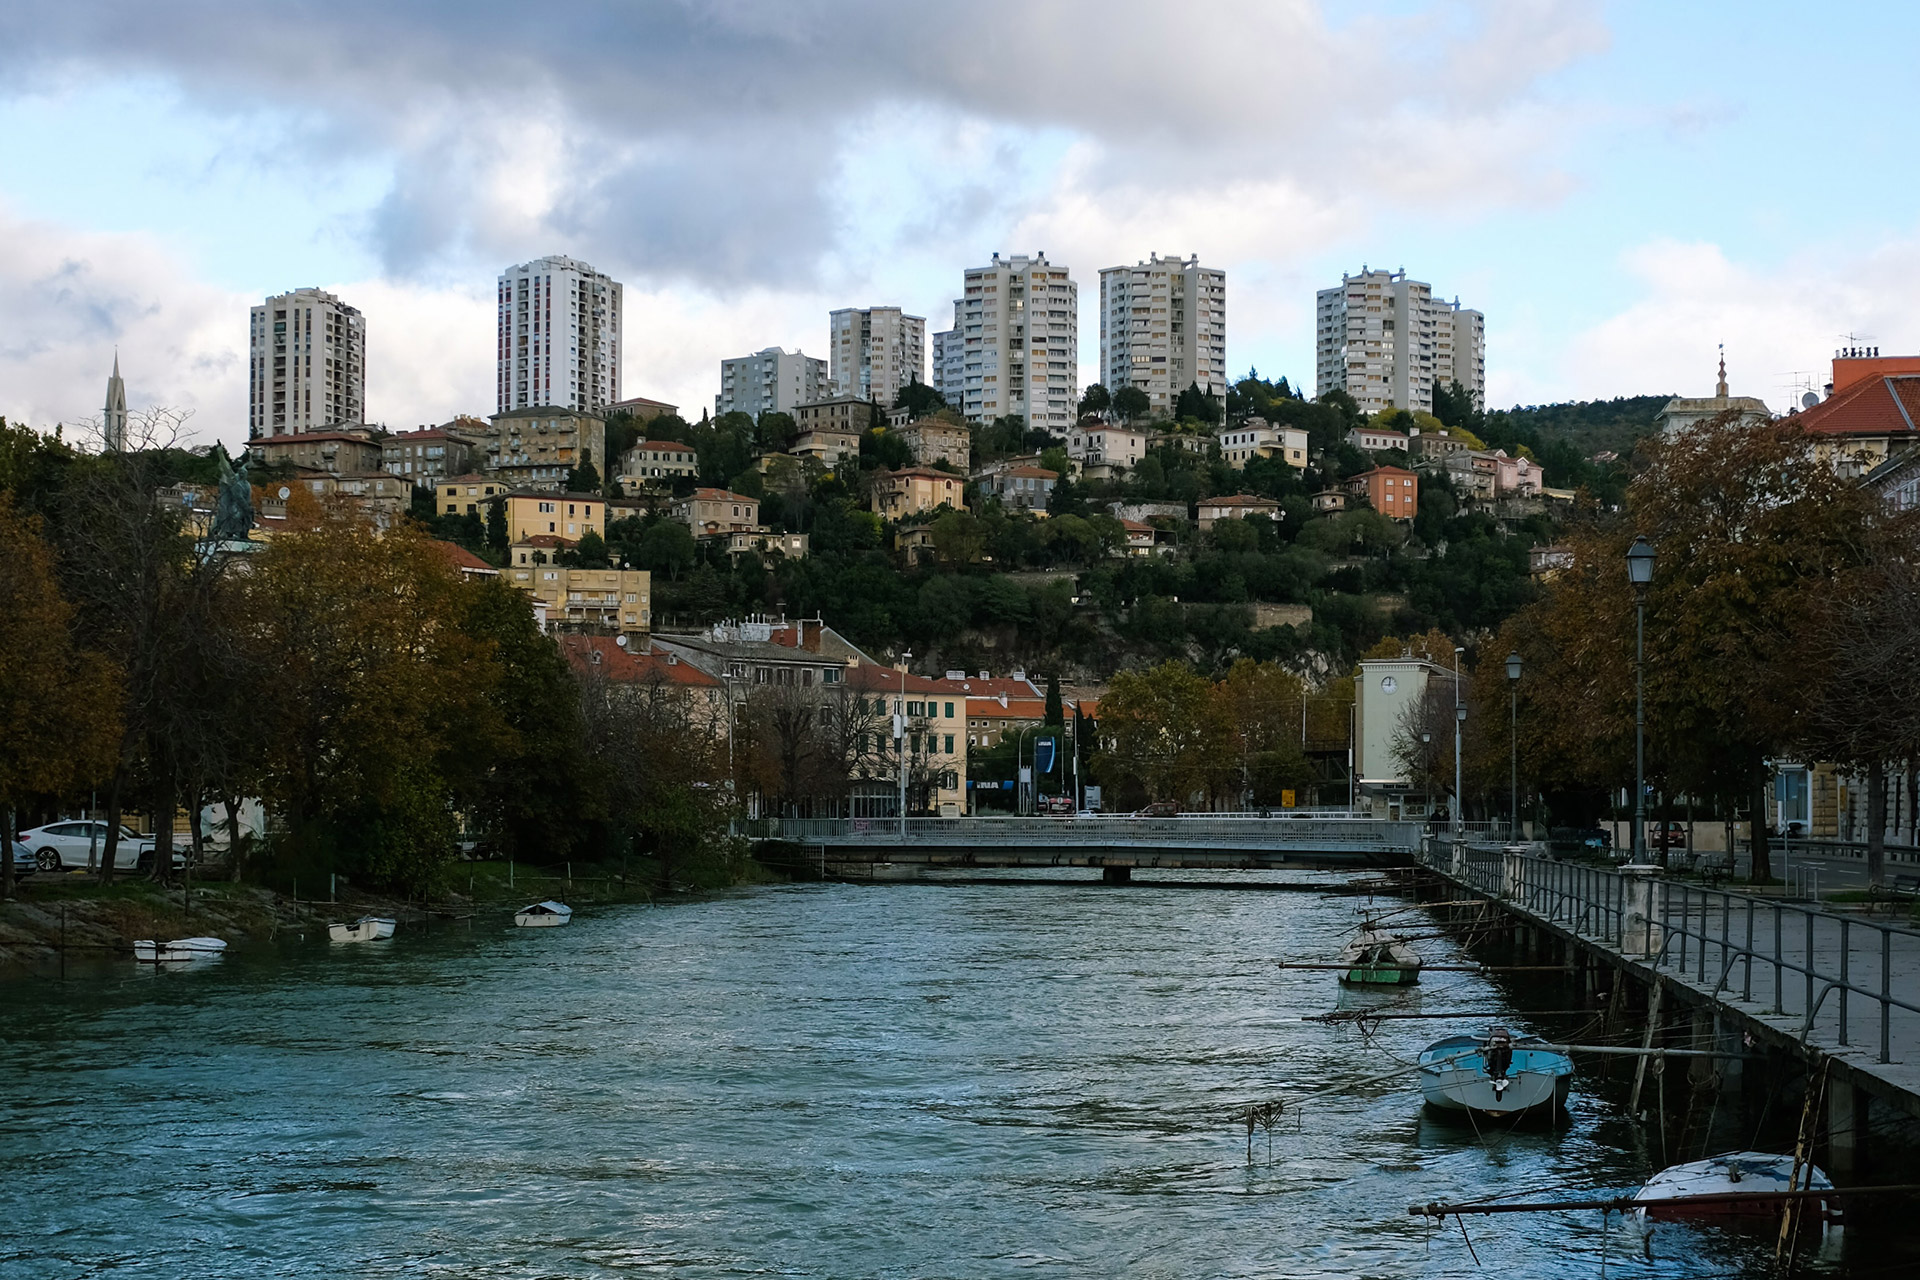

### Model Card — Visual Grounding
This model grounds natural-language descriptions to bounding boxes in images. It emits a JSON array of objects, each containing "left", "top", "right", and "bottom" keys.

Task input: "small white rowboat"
[
  {"left": 328, "top": 916, "right": 397, "bottom": 943},
  {"left": 514, "top": 901, "right": 573, "bottom": 928},
  {"left": 1633, "top": 1151, "right": 1838, "bottom": 1224},
  {"left": 132, "top": 937, "right": 228, "bottom": 963}
]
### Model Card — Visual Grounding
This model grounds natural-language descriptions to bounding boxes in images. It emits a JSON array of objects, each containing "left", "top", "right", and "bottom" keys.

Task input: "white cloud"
[
  {"left": 1543, "top": 236, "right": 1920, "bottom": 411},
  {"left": 0, "top": 205, "right": 247, "bottom": 441}
]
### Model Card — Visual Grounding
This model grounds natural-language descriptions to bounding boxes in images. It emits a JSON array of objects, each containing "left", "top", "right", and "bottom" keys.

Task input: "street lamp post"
[
  {"left": 1506, "top": 652, "right": 1522, "bottom": 838},
  {"left": 1015, "top": 723, "right": 1041, "bottom": 815},
  {"left": 1626, "top": 537, "right": 1657, "bottom": 864},
  {"left": 1452, "top": 647, "right": 1465, "bottom": 842},
  {"left": 898, "top": 649, "right": 912, "bottom": 837},
  {"left": 1420, "top": 731, "right": 1432, "bottom": 820}
]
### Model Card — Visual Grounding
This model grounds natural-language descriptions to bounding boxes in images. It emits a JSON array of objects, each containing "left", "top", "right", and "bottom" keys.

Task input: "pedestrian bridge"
[{"left": 748, "top": 814, "right": 1424, "bottom": 876}]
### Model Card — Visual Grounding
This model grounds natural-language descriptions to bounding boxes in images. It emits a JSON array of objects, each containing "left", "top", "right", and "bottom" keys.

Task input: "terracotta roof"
[
  {"left": 882, "top": 467, "right": 965, "bottom": 482},
  {"left": 631, "top": 439, "right": 696, "bottom": 453},
  {"left": 252, "top": 430, "right": 379, "bottom": 446},
  {"left": 684, "top": 488, "right": 756, "bottom": 503},
  {"left": 513, "top": 534, "right": 575, "bottom": 549},
  {"left": 427, "top": 541, "right": 497, "bottom": 574},
  {"left": 440, "top": 473, "right": 500, "bottom": 485},
  {"left": 504, "top": 489, "right": 605, "bottom": 501},
  {"left": 844, "top": 665, "right": 956, "bottom": 695},
  {"left": 1794, "top": 375, "right": 1920, "bottom": 438},
  {"left": 926, "top": 674, "right": 1042, "bottom": 700},
  {"left": 1351, "top": 465, "right": 1417, "bottom": 479},
  {"left": 559, "top": 636, "right": 721, "bottom": 688},
  {"left": 609, "top": 395, "right": 679, "bottom": 410},
  {"left": 1200, "top": 494, "right": 1279, "bottom": 507},
  {"left": 1120, "top": 518, "right": 1154, "bottom": 533},
  {"left": 387, "top": 427, "right": 471, "bottom": 441},
  {"left": 998, "top": 466, "right": 1059, "bottom": 480}
]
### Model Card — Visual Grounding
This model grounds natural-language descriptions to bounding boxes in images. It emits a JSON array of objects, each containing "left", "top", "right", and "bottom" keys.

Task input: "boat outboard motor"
[{"left": 1483, "top": 1027, "right": 1515, "bottom": 1094}]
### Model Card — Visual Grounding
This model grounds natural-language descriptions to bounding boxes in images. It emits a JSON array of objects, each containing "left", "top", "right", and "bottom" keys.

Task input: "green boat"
[{"left": 1338, "top": 931, "right": 1423, "bottom": 985}]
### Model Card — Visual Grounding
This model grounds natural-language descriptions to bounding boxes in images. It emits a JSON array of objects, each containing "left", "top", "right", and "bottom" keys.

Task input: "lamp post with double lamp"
[
  {"left": 1625, "top": 537, "right": 1657, "bottom": 864},
  {"left": 1506, "top": 652, "right": 1522, "bottom": 838}
]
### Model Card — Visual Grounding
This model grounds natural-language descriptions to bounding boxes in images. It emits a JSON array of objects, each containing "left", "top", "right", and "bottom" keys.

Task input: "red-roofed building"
[
  {"left": 1196, "top": 494, "right": 1281, "bottom": 530},
  {"left": 619, "top": 439, "right": 699, "bottom": 494},
  {"left": 977, "top": 464, "right": 1057, "bottom": 511},
  {"left": 843, "top": 663, "right": 968, "bottom": 813},
  {"left": 383, "top": 424, "right": 480, "bottom": 481},
  {"left": 1793, "top": 356, "right": 1920, "bottom": 477},
  {"left": 559, "top": 635, "right": 725, "bottom": 732},
  {"left": 1347, "top": 465, "right": 1419, "bottom": 521},
  {"left": 871, "top": 467, "right": 966, "bottom": 519},
  {"left": 673, "top": 488, "right": 760, "bottom": 536},
  {"left": 429, "top": 540, "right": 499, "bottom": 579}
]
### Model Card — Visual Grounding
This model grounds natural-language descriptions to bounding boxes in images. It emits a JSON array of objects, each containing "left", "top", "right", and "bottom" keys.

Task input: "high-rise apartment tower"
[
  {"left": 498, "top": 256, "right": 622, "bottom": 415},
  {"left": 954, "top": 253, "right": 1078, "bottom": 426},
  {"left": 249, "top": 288, "right": 365, "bottom": 438},
  {"left": 716, "top": 347, "right": 829, "bottom": 418},
  {"left": 1098, "top": 254, "right": 1226, "bottom": 418},
  {"left": 829, "top": 306, "right": 925, "bottom": 406},
  {"left": 1314, "top": 268, "right": 1483, "bottom": 414},
  {"left": 930, "top": 304, "right": 965, "bottom": 409}
]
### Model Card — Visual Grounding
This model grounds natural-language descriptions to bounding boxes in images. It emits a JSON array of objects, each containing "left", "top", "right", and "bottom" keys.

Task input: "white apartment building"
[
  {"left": 1098, "top": 254, "right": 1227, "bottom": 418},
  {"left": 931, "top": 307, "right": 965, "bottom": 408},
  {"left": 1218, "top": 419, "right": 1309, "bottom": 469},
  {"left": 497, "top": 256, "right": 622, "bottom": 415},
  {"left": 955, "top": 252, "right": 1079, "bottom": 427},
  {"left": 829, "top": 306, "right": 925, "bottom": 406},
  {"left": 1314, "top": 268, "right": 1484, "bottom": 415},
  {"left": 249, "top": 288, "right": 365, "bottom": 437},
  {"left": 1065, "top": 423, "right": 1148, "bottom": 475},
  {"left": 716, "top": 347, "right": 828, "bottom": 418}
]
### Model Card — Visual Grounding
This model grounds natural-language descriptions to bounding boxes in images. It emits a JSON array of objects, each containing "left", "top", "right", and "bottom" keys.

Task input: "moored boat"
[
  {"left": 132, "top": 937, "right": 228, "bottom": 964},
  {"left": 1338, "top": 930, "right": 1422, "bottom": 985},
  {"left": 514, "top": 900, "right": 573, "bottom": 928},
  {"left": 1418, "top": 1026, "right": 1571, "bottom": 1118},
  {"left": 1632, "top": 1151, "right": 1837, "bottom": 1224},
  {"left": 328, "top": 916, "right": 396, "bottom": 943}
]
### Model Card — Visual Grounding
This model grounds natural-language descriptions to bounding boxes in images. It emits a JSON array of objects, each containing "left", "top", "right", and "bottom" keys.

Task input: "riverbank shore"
[{"left": 0, "top": 858, "right": 690, "bottom": 974}]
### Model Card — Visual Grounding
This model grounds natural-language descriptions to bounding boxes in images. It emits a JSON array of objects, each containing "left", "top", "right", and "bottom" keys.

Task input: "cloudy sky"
[{"left": 1, "top": 0, "right": 1913, "bottom": 452}]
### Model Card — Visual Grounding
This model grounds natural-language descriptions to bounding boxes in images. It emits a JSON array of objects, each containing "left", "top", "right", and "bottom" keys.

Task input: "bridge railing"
[
  {"left": 754, "top": 814, "right": 1423, "bottom": 851},
  {"left": 1421, "top": 839, "right": 1920, "bottom": 1064}
]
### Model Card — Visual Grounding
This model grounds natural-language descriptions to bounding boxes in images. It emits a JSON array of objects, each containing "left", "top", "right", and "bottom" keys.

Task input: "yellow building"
[
  {"left": 505, "top": 491, "right": 605, "bottom": 543},
  {"left": 438, "top": 474, "right": 508, "bottom": 517},
  {"left": 506, "top": 560, "right": 651, "bottom": 636},
  {"left": 871, "top": 467, "right": 965, "bottom": 519}
]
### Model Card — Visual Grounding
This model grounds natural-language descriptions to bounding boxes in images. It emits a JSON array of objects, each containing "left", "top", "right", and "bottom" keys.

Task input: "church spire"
[
  {"left": 103, "top": 351, "right": 128, "bottom": 453},
  {"left": 1715, "top": 344, "right": 1729, "bottom": 398}
]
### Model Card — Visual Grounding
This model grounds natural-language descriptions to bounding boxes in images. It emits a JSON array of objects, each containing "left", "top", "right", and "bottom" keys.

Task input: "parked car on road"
[
  {"left": 18, "top": 821, "right": 157, "bottom": 872},
  {"left": 1650, "top": 821, "right": 1689, "bottom": 852},
  {"left": 6, "top": 840, "right": 35, "bottom": 878}
]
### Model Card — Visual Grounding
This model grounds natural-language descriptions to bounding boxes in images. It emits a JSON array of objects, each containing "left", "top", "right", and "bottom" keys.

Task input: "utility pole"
[{"left": 1452, "top": 647, "right": 1465, "bottom": 843}]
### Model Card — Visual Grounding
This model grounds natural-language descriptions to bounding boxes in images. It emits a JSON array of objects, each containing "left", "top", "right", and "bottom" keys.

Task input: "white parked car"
[{"left": 19, "top": 821, "right": 158, "bottom": 872}]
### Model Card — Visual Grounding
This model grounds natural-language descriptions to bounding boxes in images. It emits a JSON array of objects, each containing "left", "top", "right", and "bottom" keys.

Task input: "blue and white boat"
[{"left": 1418, "top": 1026, "right": 1572, "bottom": 1118}]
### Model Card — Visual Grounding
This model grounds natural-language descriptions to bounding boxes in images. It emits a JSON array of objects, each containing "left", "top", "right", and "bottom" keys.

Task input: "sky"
[{"left": 1, "top": 0, "right": 1916, "bottom": 455}]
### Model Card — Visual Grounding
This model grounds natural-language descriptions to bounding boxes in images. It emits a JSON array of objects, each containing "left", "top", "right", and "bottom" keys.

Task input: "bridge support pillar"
[
  {"left": 1101, "top": 865, "right": 1133, "bottom": 885},
  {"left": 1827, "top": 1078, "right": 1867, "bottom": 1174}
]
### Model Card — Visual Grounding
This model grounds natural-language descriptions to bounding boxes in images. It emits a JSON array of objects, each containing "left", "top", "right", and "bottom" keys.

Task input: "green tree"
[
  {"left": 0, "top": 497, "right": 121, "bottom": 897},
  {"left": 894, "top": 380, "right": 947, "bottom": 418},
  {"left": 1113, "top": 385, "right": 1151, "bottom": 423},
  {"left": 1044, "top": 673, "right": 1064, "bottom": 726},
  {"left": 637, "top": 520, "right": 697, "bottom": 579},
  {"left": 1176, "top": 382, "right": 1221, "bottom": 424},
  {"left": 1092, "top": 661, "right": 1232, "bottom": 806},
  {"left": 486, "top": 497, "right": 508, "bottom": 553},
  {"left": 1078, "top": 384, "right": 1111, "bottom": 418},
  {"left": 570, "top": 528, "right": 610, "bottom": 568},
  {"left": 566, "top": 458, "right": 601, "bottom": 493}
]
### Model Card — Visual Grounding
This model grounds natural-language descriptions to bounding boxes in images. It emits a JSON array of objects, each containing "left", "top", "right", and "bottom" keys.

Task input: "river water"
[{"left": 0, "top": 874, "right": 1897, "bottom": 1277}]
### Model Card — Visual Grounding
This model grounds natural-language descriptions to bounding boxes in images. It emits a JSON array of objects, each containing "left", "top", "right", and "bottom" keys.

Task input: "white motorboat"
[
  {"left": 514, "top": 900, "right": 573, "bottom": 928},
  {"left": 1337, "top": 930, "right": 1423, "bottom": 985},
  {"left": 1418, "top": 1026, "right": 1572, "bottom": 1118},
  {"left": 132, "top": 937, "right": 228, "bottom": 963},
  {"left": 1632, "top": 1151, "right": 1837, "bottom": 1225},
  {"left": 328, "top": 916, "right": 396, "bottom": 943}
]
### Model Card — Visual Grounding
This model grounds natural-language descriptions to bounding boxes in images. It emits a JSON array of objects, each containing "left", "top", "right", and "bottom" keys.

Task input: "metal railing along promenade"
[
  {"left": 1426, "top": 841, "right": 1920, "bottom": 1066},
  {"left": 750, "top": 813, "right": 1424, "bottom": 855}
]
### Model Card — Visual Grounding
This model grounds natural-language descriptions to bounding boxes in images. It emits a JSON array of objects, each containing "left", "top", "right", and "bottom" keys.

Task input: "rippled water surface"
[{"left": 0, "top": 875, "right": 1892, "bottom": 1277}]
